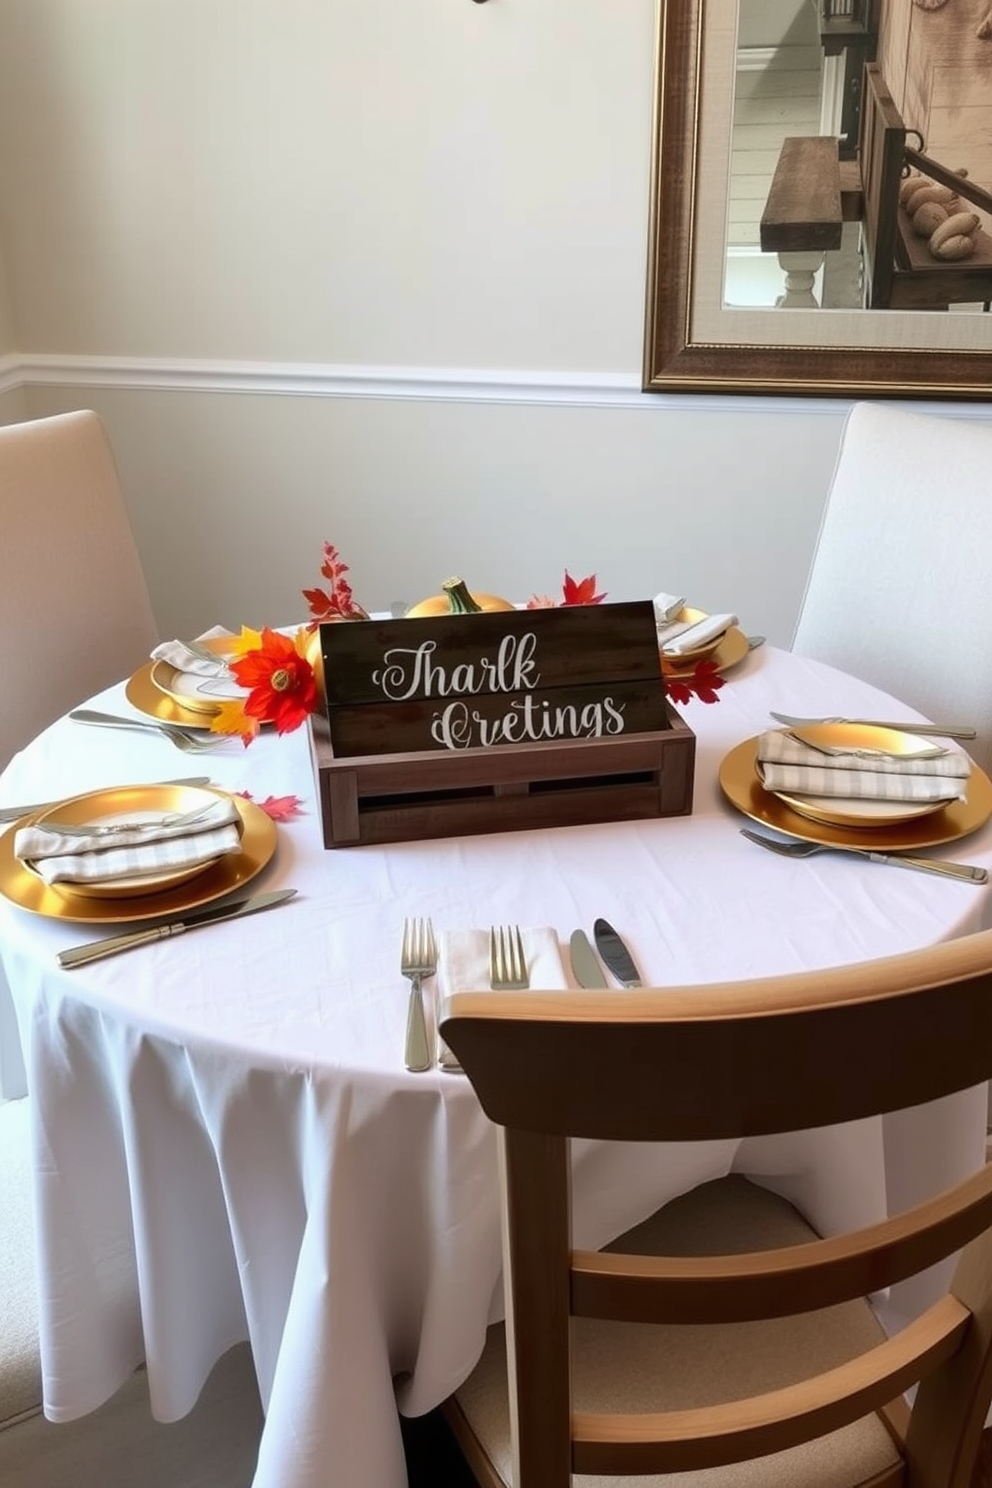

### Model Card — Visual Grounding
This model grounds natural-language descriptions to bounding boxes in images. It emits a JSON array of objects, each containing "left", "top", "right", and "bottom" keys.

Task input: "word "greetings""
[
  {"left": 372, "top": 634, "right": 539, "bottom": 701},
  {"left": 431, "top": 695, "right": 626, "bottom": 750}
]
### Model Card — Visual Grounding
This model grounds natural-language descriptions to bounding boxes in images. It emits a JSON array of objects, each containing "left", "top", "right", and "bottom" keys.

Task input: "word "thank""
[{"left": 371, "top": 635, "right": 539, "bottom": 702}]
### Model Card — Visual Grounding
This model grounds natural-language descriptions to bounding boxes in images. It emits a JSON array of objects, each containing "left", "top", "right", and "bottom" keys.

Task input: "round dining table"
[{"left": 2, "top": 638, "right": 991, "bottom": 1488}]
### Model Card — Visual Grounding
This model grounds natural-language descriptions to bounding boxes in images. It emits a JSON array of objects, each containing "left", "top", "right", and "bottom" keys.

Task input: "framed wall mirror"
[{"left": 643, "top": 0, "right": 992, "bottom": 399}]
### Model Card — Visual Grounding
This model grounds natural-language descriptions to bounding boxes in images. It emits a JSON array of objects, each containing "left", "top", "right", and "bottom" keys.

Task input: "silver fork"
[
  {"left": 35, "top": 803, "right": 220, "bottom": 838},
  {"left": 69, "top": 710, "right": 220, "bottom": 754},
  {"left": 739, "top": 827, "right": 988, "bottom": 883},
  {"left": 401, "top": 917, "right": 436, "bottom": 1072},
  {"left": 489, "top": 925, "right": 529, "bottom": 990}
]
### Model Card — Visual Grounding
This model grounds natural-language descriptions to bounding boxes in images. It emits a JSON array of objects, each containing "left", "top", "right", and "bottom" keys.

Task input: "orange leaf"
[{"left": 209, "top": 699, "right": 260, "bottom": 745}]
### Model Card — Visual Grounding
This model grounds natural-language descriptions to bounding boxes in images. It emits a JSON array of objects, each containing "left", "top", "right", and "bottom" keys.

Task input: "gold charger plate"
[
  {"left": 23, "top": 784, "right": 240, "bottom": 900},
  {"left": 719, "top": 736, "right": 992, "bottom": 852},
  {"left": 126, "top": 662, "right": 221, "bottom": 729},
  {"left": 661, "top": 608, "right": 749, "bottom": 679},
  {"left": 0, "top": 786, "right": 276, "bottom": 924}
]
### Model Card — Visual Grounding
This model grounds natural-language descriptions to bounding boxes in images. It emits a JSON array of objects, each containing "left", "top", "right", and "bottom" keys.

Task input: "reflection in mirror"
[
  {"left": 726, "top": 0, "right": 875, "bottom": 310},
  {"left": 726, "top": 0, "right": 992, "bottom": 314}
]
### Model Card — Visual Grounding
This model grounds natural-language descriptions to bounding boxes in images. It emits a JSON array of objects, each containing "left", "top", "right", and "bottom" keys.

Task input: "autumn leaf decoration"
[
  {"left": 525, "top": 570, "right": 607, "bottom": 610},
  {"left": 303, "top": 542, "right": 368, "bottom": 626},
  {"left": 665, "top": 659, "right": 725, "bottom": 707},
  {"left": 209, "top": 626, "right": 317, "bottom": 745}
]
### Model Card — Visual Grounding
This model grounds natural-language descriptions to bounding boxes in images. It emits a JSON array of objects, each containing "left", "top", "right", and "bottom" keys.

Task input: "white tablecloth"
[{"left": 2, "top": 644, "right": 991, "bottom": 1488}]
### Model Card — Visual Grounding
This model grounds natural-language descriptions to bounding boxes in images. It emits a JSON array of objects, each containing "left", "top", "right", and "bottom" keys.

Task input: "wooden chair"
[
  {"left": 439, "top": 929, "right": 992, "bottom": 1488},
  {"left": 792, "top": 401, "right": 992, "bottom": 777}
]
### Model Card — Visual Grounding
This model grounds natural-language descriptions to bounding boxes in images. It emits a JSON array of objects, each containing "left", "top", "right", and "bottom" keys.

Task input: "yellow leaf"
[
  {"left": 228, "top": 625, "right": 264, "bottom": 657},
  {"left": 209, "top": 699, "right": 259, "bottom": 743}
]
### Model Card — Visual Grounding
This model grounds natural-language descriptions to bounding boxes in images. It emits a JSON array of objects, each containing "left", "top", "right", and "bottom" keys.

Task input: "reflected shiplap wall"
[{"left": 0, "top": 0, "right": 985, "bottom": 643}]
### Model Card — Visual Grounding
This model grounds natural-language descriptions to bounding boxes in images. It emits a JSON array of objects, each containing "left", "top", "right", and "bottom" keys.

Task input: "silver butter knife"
[
  {"left": 569, "top": 929, "right": 609, "bottom": 989},
  {"left": 593, "top": 918, "right": 643, "bottom": 988},
  {"left": 58, "top": 889, "right": 297, "bottom": 969},
  {"left": 770, "top": 711, "right": 977, "bottom": 741},
  {"left": 0, "top": 777, "right": 212, "bottom": 824}
]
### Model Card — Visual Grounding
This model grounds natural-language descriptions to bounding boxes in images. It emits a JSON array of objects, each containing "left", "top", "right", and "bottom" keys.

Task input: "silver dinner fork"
[
  {"left": 69, "top": 710, "right": 220, "bottom": 754},
  {"left": 401, "top": 917, "right": 436, "bottom": 1072},
  {"left": 739, "top": 827, "right": 988, "bottom": 883},
  {"left": 35, "top": 803, "right": 219, "bottom": 838},
  {"left": 489, "top": 925, "right": 529, "bottom": 990}
]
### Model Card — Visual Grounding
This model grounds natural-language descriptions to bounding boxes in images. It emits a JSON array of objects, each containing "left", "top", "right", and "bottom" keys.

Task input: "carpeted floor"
[{"left": 401, "top": 1408, "right": 478, "bottom": 1488}]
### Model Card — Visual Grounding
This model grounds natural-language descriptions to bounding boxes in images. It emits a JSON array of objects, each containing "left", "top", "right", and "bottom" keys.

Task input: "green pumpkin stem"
[{"left": 442, "top": 577, "right": 483, "bottom": 614}]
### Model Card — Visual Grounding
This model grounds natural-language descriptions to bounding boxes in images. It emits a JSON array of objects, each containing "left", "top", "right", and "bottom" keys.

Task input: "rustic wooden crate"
[{"left": 307, "top": 704, "right": 695, "bottom": 848}]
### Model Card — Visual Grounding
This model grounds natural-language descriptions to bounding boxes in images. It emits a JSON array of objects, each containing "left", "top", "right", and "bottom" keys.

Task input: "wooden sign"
[{"left": 318, "top": 601, "right": 669, "bottom": 758}]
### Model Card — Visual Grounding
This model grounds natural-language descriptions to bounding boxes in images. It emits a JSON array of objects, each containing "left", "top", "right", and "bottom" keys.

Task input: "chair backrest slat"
[{"left": 571, "top": 1164, "right": 992, "bottom": 1322}]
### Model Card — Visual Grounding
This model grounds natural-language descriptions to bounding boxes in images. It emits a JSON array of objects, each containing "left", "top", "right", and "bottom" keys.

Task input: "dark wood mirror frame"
[{"left": 642, "top": 0, "right": 992, "bottom": 401}]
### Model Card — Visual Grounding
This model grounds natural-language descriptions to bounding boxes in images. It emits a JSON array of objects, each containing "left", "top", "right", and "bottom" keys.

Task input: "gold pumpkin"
[
  {"left": 405, "top": 576, "right": 515, "bottom": 618},
  {"left": 304, "top": 610, "right": 368, "bottom": 707}
]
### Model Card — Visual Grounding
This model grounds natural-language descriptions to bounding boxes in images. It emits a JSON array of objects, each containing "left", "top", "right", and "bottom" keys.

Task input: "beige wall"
[
  {"left": 0, "top": 213, "right": 13, "bottom": 354},
  {"left": 0, "top": 0, "right": 651, "bottom": 368},
  {"left": 0, "top": 1, "right": 985, "bottom": 647}
]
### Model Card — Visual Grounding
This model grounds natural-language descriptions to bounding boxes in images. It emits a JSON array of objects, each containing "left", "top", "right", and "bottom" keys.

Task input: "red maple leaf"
[
  {"left": 236, "top": 791, "right": 305, "bottom": 821},
  {"left": 561, "top": 571, "right": 606, "bottom": 606},
  {"left": 666, "top": 659, "right": 726, "bottom": 706}
]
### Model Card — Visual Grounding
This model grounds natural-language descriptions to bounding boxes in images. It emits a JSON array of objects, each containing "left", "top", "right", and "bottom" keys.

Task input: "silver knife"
[
  {"left": 0, "top": 777, "right": 212, "bottom": 825},
  {"left": 569, "top": 929, "right": 609, "bottom": 989},
  {"left": 770, "top": 711, "right": 977, "bottom": 741},
  {"left": 58, "top": 889, "right": 297, "bottom": 969},
  {"left": 593, "top": 918, "right": 643, "bottom": 988}
]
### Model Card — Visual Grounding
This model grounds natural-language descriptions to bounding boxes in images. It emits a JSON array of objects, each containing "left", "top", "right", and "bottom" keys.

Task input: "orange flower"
[{"left": 229, "top": 628, "right": 318, "bottom": 735}]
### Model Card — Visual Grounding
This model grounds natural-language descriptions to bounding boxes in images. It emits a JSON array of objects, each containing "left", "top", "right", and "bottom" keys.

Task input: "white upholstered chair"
[
  {"left": 0, "top": 409, "right": 159, "bottom": 1098},
  {"left": 0, "top": 417, "right": 263, "bottom": 1482},
  {"left": 792, "top": 402, "right": 992, "bottom": 774},
  {"left": 0, "top": 409, "right": 159, "bottom": 770}
]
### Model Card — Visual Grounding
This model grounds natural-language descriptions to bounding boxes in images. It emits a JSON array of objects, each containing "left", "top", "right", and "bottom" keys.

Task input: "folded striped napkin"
[
  {"left": 756, "top": 731, "right": 970, "bottom": 803},
  {"left": 151, "top": 639, "right": 232, "bottom": 679},
  {"left": 15, "top": 799, "right": 243, "bottom": 884},
  {"left": 435, "top": 926, "right": 566, "bottom": 1071}
]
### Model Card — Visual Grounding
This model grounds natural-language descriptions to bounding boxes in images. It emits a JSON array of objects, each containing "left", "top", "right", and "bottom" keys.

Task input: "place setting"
[
  {"left": 719, "top": 714, "right": 992, "bottom": 880},
  {"left": 124, "top": 633, "right": 250, "bottom": 729},
  {"left": 0, "top": 781, "right": 280, "bottom": 925},
  {"left": 653, "top": 590, "right": 753, "bottom": 680},
  {"left": 401, "top": 915, "right": 645, "bottom": 1074}
]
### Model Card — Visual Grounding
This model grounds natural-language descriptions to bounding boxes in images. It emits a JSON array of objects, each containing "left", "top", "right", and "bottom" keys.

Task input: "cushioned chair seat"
[
  {"left": 0, "top": 1097, "right": 264, "bottom": 1488},
  {"left": 452, "top": 1177, "right": 898, "bottom": 1488}
]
